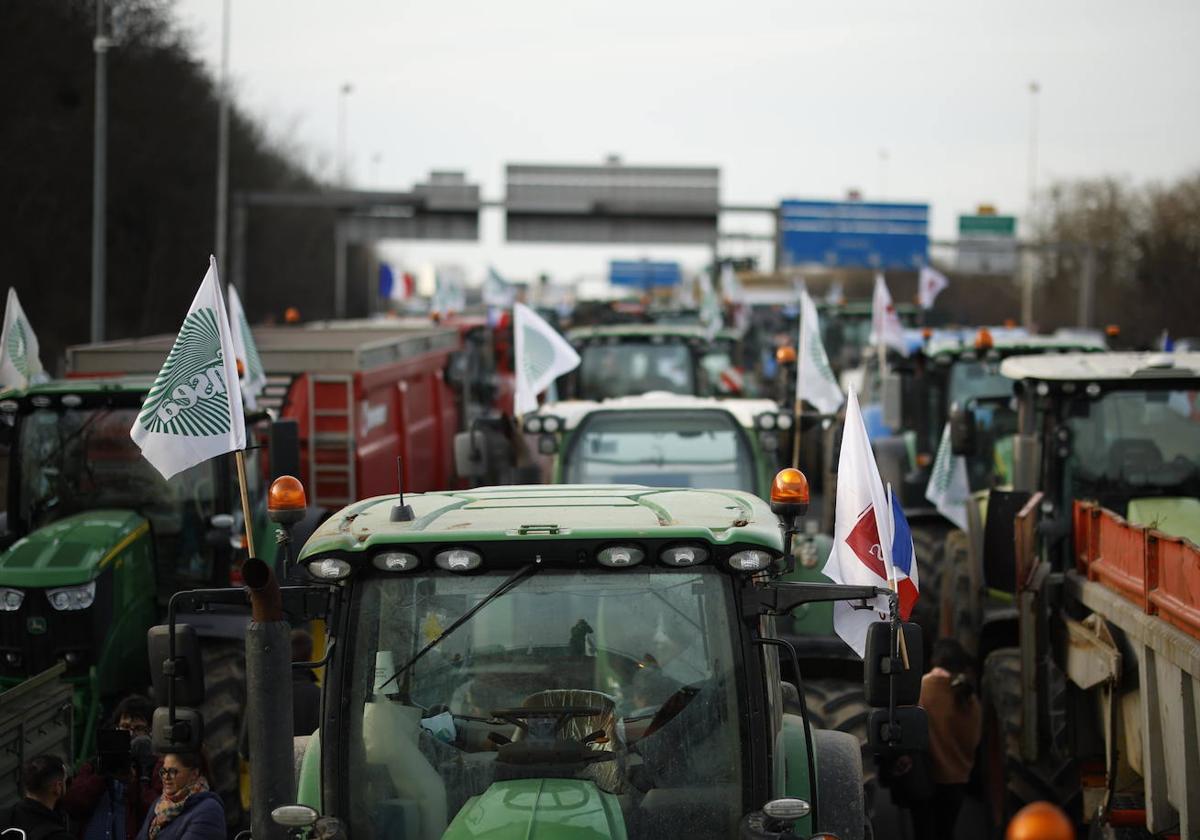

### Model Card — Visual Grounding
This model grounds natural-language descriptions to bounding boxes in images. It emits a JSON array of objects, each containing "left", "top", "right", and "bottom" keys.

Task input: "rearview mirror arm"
[{"left": 743, "top": 581, "right": 892, "bottom": 618}]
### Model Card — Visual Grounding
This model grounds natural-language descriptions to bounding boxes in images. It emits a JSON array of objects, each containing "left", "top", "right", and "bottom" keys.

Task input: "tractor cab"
[
  {"left": 270, "top": 481, "right": 925, "bottom": 840},
  {"left": 517, "top": 394, "right": 790, "bottom": 497},
  {"left": 561, "top": 325, "right": 727, "bottom": 400}
]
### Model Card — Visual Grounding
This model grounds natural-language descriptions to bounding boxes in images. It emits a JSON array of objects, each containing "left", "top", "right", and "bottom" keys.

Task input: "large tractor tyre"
[
  {"left": 980, "top": 648, "right": 1023, "bottom": 833},
  {"left": 813, "top": 729, "right": 866, "bottom": 840},
  {"left": 910, "top": 522, "right": 950, "bottom": 666},
  {"left": 803, "top": 680, "right": 877, "bottom": 822},
  {"left": 200, "top": 640, "right": 247, "bottom": 830},
  {"left": 938, "top": 529, "right": 979, "bottom": 655}
]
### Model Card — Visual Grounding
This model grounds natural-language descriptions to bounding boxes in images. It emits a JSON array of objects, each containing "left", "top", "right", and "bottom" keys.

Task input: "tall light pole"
[
  {"left": 214, "top": 0, "right": 232, "bottom": 285},
  {"left": 337, "top": 83, "right": 353, "bottom": 186},
  {"left": 90, "top": 0, "right": 111, "bottom": 342},
  {"left": 1021, "top": 80, "right": 1041, "bottom": 329}
]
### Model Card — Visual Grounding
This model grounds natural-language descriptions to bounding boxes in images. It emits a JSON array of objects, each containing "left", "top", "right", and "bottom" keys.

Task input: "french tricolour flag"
[{"left": 822, "top": 389, "right": 921, "bottom": 656}]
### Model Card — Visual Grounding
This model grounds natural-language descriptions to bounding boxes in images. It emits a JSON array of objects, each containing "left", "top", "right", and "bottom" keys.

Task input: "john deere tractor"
[{"left": 0, "top": 377, "right": 314, "bottom": 825}]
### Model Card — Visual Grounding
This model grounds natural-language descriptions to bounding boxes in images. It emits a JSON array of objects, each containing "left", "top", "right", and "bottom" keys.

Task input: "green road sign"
[{"left": 959, "top": 214, "right": 1016, "bottom": 237}]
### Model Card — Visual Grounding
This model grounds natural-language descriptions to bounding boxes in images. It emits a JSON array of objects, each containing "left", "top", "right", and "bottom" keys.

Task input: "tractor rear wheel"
[
  {"left": 980, "top": 648, "right": 1023, "bottom": 832},
  {"left": 938, "top": 529, "right": 979, "bottom": 655},
  {"left": 200, "top": 639, "right": 247, "bottom": 831}
]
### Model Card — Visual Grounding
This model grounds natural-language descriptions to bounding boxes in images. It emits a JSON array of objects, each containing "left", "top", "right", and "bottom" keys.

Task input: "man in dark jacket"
[{"left": 6, "top": 754, "right": 74, "bottom": 840}]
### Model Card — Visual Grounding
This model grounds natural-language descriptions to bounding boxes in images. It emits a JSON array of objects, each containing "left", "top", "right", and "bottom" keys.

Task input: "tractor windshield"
[
  {"left": 1062, "top": 388, "right": 1200, "bottom": 518},
  {"left": 345, "top": 568, "right": 747, "bottom": 840},
  {"left": 948, "top": 359, "right": 1012, "bottom": 407},
  {"left": 14, "top": 407, "right": 221, "bottom": 577},
  {"left": 562, "top": 410, "right": 757, "bottom": 492},
  {"left": 577, "top": 342, "right": 697, "bottom": 398}
]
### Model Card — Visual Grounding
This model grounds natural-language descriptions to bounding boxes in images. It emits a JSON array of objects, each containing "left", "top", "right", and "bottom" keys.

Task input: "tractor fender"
[{"left": 813, "top": 728, "right": 865, "bottom": 840}]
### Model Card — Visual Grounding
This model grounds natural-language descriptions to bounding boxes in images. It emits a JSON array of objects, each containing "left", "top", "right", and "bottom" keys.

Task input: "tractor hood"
[
  {"left": 442, "top": 779, "right": 626, "bottom": 840},
  {"left": 0, "top": 510, "right": 149, "bottom": 587}
]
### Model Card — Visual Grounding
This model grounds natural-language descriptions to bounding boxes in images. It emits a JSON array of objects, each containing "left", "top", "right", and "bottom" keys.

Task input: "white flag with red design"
[
  {"left": 918, "top": 266, "right": 950, "bottom": 310},
  {"left": 822, "top": 388, "right": 920, "bottom": 656},
  {"left": 870, "top": 273, "right": 908, "bottom": 356}
]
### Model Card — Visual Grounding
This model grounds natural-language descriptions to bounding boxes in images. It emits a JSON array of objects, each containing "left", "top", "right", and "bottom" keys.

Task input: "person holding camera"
[
  {"left": 62, "top": 695, "right": 161, "bottom": 840},
  {"left": 134, "top": 752, "right": 223, "bottom": 840},
  {"left": 6, "top": 754, "right": 74, "bottom": 840}
]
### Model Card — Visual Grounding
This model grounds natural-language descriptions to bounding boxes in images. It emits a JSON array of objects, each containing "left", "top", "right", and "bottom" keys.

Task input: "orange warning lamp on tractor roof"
[
  {"left": 1005, "top": 802, "right": 1074, "bottom": 840},
  {"left": 1106, "top": 324, "right": 1121, "bottom": 338},
  {"left": 975, "top": 327, "right": 995, "bottom": 351},
  {"left": 776, "top": 346, "right": 797, "bottom": 365},
  {"left": 770, "top": 468, "right": 810, "bottom": 519},
  {"left": 268, "top": 476, "right": 307, "bottom": 525}
]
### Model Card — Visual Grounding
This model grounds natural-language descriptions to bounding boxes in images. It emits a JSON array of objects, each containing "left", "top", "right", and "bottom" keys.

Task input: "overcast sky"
[{"left": 173, "top": 0, "right": 1200, "bottom": 286}]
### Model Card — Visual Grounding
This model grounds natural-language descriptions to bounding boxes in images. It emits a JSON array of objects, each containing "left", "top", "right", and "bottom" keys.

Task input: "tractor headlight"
[
  {"left": 523, "top": 416, "right": 544, "bottom": 434},
  {"left": 435, "top": 548, "right": 483, "bottom": 572},
  {"left": 756, "top": 413, "right": 777, "bottom": 431},
  {"left": 727, "top": 549, "right": 774, "bottom": 572},
  {"left": 660, "top": 545, "right": 708, "bottom": 567},
  {"left": 776, "top": 413, "right": 793, "bottom": 430},
  {"left": 45, "top": 581, "right": 96, "bottom": 611},
  {"left": 373, "top": 551, "right": 420, "bottom": 572},
  {"left": 0, "top": 588, "right": 24, "bottom": 611},
  {"left": 540, "top": 415, "right": 563, "bottom": 434},
  {"left": 307, "top": 558, "right": 353, "bottom": 580},
  {"left": 597, "top": 546, "right": 644, "bottom": 568}
]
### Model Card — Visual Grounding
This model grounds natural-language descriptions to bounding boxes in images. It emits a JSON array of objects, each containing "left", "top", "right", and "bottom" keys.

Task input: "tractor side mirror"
[
  {"left": 949, "top": 404, "right": 977, "bottom": 456},
  {"left": 867, "top": 706, "right": 929, "bottom": 753},
  {"left": 881, "top": 371, "right": 903, "bottom": 432},
  {"left": 862, "top": 621, "right": 923, "bottom": 707},
  {"left": 151, "top": 706, "right": 204, "bottom": 754},
  {"left": 454, "top": 430, "right": 490, "bottom": 481},
  {"left": 147, "top": 624, "right": 205, "bottom": 707}
]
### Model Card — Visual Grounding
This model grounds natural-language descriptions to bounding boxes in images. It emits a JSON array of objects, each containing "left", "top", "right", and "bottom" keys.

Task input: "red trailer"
[{"left": 67, "top": 323, "right": 472, "bottom": 509}]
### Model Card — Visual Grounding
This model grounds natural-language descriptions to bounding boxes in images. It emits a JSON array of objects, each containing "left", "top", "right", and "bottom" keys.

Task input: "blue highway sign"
[{"left": 780, "top": 200, "right": 929, "bottom": 269}]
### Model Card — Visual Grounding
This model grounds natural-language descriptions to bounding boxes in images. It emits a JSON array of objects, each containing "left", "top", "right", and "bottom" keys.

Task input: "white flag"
[
  {"left": 483, "top": 267, "right": 517, "bottom": 308},
  {"left": 825, "top": 280, "right": 845, "bottom": 305},
  {"left": 227, "top": 284, "right": 266, "bottom": 411},
  {"left": 0, "top": 289, "right": 44, "bottom": 392},
  {"left": 925, "top": 423, "right": 972, "bottom": 531},
  {"left": 698, "top": 272, "right": 723, "bottom": 340},
  {"left": 918, "top": 266, "right": 950, "bottom": 310},
  {"left": 822, "top": 389, "right": 919, "bottom": 656},
  {"left": 870, "top": 273, "right": 908, "bottom": 356},
  {"left": 514, "top": 302, "right": 580, "bottom": 415},
  {"left": 796, "top": 289, "right": 844, "bottom": 415},
  {"left": 718, "top": 263, "right": 741, "bottom": 302},
  {"left": 131, "top": 257, "right": 246, "bottom": 480}
]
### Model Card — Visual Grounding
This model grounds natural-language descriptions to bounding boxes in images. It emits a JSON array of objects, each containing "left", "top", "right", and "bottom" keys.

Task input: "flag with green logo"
[
  {"left": 925, "top": 423, "right": 971, "bottom": 530},
  {"left": 227, "top": 284, "right": 266, "bottom": 410},
  {"left": 796, "top": 288, "right": 844, "bottom": 415},
  {"left": 514, "top": 302, "right": 580, "bottom": 415},
  {"left": 0, "top": 288, "right": 44, "bottom": 392},
  {"left": 130, "top": 257, "right": 246, "bottom": 479}
]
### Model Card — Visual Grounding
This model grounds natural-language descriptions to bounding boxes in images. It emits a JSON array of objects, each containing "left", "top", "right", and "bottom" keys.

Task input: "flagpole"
[
  {"left": 883, "top": 483, "right": 910, "bottom": 670},
  {"left": 791, "top": 398, "right": 803, "bottom": 469},
  {"left": 235, "top": 449, "right": 257, "bottom": 560}
]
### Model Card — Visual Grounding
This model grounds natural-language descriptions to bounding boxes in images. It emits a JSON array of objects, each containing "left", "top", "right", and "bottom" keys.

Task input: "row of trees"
[{"left": 1, "top": 0, "right": 365, "bottom": 374}]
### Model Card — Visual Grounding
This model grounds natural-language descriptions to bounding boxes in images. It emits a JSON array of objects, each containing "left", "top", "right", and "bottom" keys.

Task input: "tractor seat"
[{"left": 1107, "top": 439, "right": 1163, "bottom": 481}]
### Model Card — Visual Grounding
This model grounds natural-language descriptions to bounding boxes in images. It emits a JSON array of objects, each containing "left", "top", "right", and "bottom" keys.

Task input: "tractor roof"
[
  {"left": 298, "top": 485, "right": 782, "bottom": 558},
  {"left": 536, "top": 394, "right": 781, "bottom": 431},
  {"left": 817, "top": 300, "right": 918, "bottom": 317},
  {"left": 566, "top": 324, "right": 710, "bottom": 343},
  {"left": 926, "top": 331, "right": 1106, "bottom": 359},
  {"left": 1001, "top": 352, "right": 1200, "bottom": 382},
  {"left": 0, "top": 376, "right": 153, "bottom": 400}
]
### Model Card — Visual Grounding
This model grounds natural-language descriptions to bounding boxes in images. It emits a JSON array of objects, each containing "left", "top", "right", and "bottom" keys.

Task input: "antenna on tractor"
[{"left": 390, "top": 456, "right": 415, "bottom": 522}]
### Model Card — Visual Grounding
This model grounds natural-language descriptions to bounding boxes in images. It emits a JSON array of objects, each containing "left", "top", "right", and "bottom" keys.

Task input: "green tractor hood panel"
[
  {"left": 0, "top": 510, "right": 149, "bottom": 586},
  {"left": 442, "top": 779, "right": 627, "bottom": 840}
]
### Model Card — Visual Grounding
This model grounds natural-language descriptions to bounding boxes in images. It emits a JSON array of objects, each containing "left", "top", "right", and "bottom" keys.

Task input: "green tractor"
[
  {"left": 155, "top": 477, "right": 925, "bottom": 840},
  {"left": 562, "top": 324, "right": 751, "bottom": 400},
  {"left": 0, "top": 376, "right": 312, "bottom": 823}
]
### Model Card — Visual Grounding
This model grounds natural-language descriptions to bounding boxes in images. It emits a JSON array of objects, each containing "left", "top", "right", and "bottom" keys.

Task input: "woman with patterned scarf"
[{"left": 134, "top": 753, "right": 224, "bottom": 840}]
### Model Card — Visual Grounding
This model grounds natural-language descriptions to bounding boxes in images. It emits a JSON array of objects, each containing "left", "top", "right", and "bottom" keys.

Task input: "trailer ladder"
[{"left": 307, "top": 373, "right": 357, "bottom": 510}]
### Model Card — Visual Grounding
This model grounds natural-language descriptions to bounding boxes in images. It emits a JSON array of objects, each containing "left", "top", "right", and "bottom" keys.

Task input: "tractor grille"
[{"left": 0, "top": 576, "right": 111, "bottom": 679}]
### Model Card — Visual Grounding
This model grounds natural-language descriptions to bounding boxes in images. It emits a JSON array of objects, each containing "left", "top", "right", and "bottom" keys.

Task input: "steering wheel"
[{"left": 490, "top": 705, "right": 604, "bottom": 739}]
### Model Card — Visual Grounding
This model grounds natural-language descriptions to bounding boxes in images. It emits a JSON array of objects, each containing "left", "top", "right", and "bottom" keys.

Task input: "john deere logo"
[
  {"left": 7, "top": 319, "right": 30, "bottom": 377},
  {"left": 138, "top": 308, "right": 230, "bottom": 437},
  {"left": 26, "top": 616, "right": 46, "bottom": 635}
]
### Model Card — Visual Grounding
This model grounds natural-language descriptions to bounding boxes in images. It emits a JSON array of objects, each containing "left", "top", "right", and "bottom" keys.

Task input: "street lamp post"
[
  {"left": 214, "top": 0, "right": 232, "bottom": 285},
  {"left": 1021, "top": 80, "right": 1041, "bottom": 329},
  {"left": 90, "top": 0, "right": 111, "bottom": 342},
  {"left": 337, "top": 83, "right": 353, "bottom": 186}
]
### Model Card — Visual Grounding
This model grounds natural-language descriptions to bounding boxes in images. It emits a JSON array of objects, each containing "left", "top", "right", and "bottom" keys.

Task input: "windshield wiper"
[{"left": 378, "top": 563, "right": 539, "bottom": 694}]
